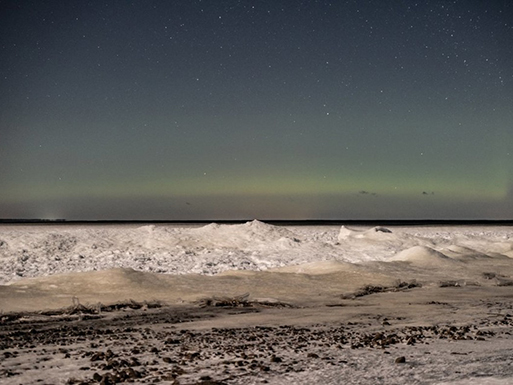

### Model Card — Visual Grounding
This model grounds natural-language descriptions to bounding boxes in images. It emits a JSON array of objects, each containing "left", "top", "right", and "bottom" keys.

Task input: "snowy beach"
[
  {"left": 1, "top": 221, "right": 513, "bottom": 384},
  {"left": 2, "top": 220, "right": 512, "bottom": 286}
]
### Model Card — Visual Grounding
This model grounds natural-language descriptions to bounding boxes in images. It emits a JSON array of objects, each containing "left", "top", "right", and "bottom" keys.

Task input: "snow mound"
[
  {"left": 389, "top": 246, "right": 455, "bottom": 267},
  {"left": 10, "top": 268, "right": 171, "bottom": 295},
  {"left": 359, "top": 226, "right": 395, "bottom": 239},
  {"left": 269, "top": 260, "right": 356, "bottom": 275},
  {"left": 338, "top": 226, "right": 396, "bottom": 242},
  {"left": 504, "top": 250, "right": 513, "bottom": 258},
  {"left": 190, "top": 220, "right": 299, "bottom": 248},
  {"left": 337, "top": 226, "right": 355, "bottom": 240},
  {"left": 442, "top": 245, "right": 492, "bottom": 260},
  {"left": 488, "top": 242, "right": 513, "bottom": 254}
]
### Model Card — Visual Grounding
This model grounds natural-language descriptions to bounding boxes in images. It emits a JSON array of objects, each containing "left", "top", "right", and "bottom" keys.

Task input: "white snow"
[
  {"left": 1, "top": 221, "right": 513, "bottom": 385},
  {"left": 1, "top": 221, "right": 511, "bottom": 285}
]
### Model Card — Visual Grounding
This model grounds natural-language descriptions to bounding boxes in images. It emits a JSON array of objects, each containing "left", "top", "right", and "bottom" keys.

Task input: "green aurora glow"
[{"left": 1, "top": 1, "right": 512, "bottom": 220}]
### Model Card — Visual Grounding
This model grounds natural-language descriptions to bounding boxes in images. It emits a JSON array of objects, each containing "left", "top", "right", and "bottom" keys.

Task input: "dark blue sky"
[{"left": 1, "top": 0, "right": 512, "bottom": 220}]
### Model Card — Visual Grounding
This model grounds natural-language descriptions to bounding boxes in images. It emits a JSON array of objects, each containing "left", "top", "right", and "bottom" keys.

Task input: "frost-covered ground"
[
  {"left": 1, "top": 221, "right": 513, "bottom": 385},
  {"left": 1, "top": 220, "right": 512, "bottom": 284}
]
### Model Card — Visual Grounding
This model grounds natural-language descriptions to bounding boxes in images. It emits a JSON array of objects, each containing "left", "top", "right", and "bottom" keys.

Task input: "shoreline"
[
  {"left": 1, "top": 222, "right": 513, "bottom": 384},
  {"left": 2, "top": 285, "right": 513, "bottom": 384}
]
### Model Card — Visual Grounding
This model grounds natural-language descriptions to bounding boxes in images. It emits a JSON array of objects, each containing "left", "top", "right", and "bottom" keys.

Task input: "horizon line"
[{"left": 1, "top": 218, "right": 512, "bottom": 226}]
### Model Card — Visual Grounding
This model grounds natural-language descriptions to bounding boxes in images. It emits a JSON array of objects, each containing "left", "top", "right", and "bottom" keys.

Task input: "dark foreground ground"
[{"left": 2, "top": 286, "right": 513, "bottom": 385}]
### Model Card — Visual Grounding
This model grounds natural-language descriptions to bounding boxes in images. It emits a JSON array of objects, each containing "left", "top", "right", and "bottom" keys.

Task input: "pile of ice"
[{"left": 0, "top": 220, "right": 511, "bottom": 285}]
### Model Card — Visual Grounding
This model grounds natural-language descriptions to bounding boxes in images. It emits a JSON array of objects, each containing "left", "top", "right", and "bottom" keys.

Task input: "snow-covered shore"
[
  {"left": 1, "top": 220, "right": 511, "bottom": 285},
  {"left": 1, "top": 221, "right": 513, "bottom": 385}
]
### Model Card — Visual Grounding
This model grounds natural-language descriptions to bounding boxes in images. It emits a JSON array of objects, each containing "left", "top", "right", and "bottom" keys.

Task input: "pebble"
[{"left": 0, "top": 306, "right": 507, "bottom": 384}]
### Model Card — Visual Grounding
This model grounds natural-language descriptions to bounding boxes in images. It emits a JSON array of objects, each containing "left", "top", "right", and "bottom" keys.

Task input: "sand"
[{"left": 1, "top": 221, "right": 513, "bottom": 384}]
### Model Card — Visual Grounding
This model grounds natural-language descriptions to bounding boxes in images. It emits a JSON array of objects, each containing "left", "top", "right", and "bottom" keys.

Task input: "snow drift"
[{"left": 0, "top": 221, "right": 511, "bottom": 286}]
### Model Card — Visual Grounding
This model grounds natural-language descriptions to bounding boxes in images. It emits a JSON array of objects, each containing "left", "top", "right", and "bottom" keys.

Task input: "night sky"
[{"left": 1, "top": 1, "right": 512, "bottom": 220}]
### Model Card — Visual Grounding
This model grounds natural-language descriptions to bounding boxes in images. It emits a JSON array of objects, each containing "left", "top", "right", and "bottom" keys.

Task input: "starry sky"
[{"left": 1, "top": 0, "right": 512, "bottom": 220}]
